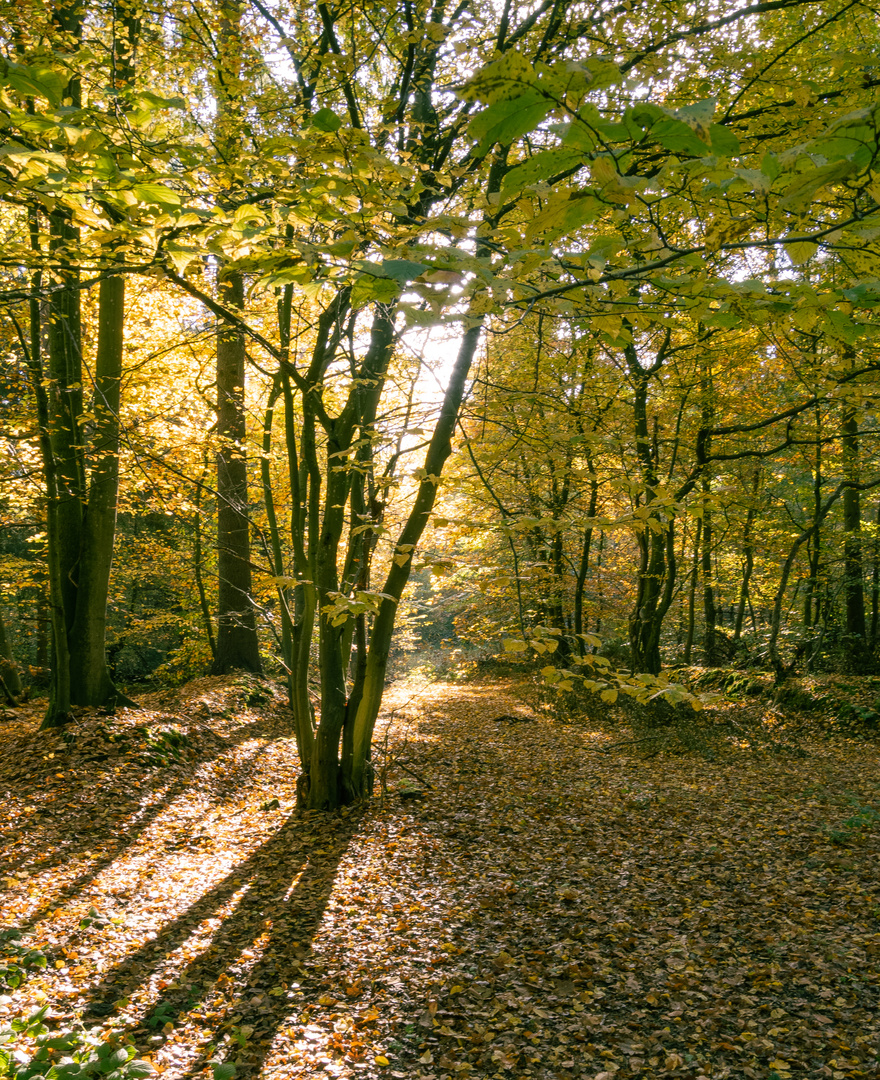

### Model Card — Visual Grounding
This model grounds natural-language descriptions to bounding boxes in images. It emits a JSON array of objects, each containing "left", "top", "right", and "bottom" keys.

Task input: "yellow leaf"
[
  {"left": 502, "top": 638, "right": 527, "bottom": 653},
  {"left": 374, "top": 1055, "right": 390, "bottom": 1066},
  {"left": 785, "top": 239, "right": 818, "bottom": 264}
]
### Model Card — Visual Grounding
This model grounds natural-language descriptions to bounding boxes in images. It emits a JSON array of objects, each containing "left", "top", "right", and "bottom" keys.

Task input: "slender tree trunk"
[
  {"left": 871, "top": 501, "right": 880, "bottom": 649},
  {"left": 595, "top": 531, "right": 605, "bottom": 635},
  {"left": 702, "top": 480, "right": 717, "bottom": 665},
  {"left": 68, "top": 275, "right": 130, "bottom": 705},
  {"left": 210, "top": 2, "right": 262, "bottom": 675},
  {"left": 803, "top": 417, "right": 823, "bottom": 666},
  {"left": 699, "top": 360, "right": 716, "bottom": 665},
  {"left": 626, "top": 363, "right": 678, "bottom": 675},
  {"left": 627, "top": 364, "right": 666, "bottom": 674},
  {"left": 684, "top": 517, "right": 702, "bottom": 664},
  {"left": 0, "top": 606, "right": 22, "bottom": 704},
  {"left": 734, "top": 469, "right": 759, "bottom": 643},
  {"left": 32, "top": 1, "right": 139, "bottom": 725},
  {"left": 212, "top": 270, "right": 262, "bottom": 674},
  {"left": 193, "top": 466, "right": 217, "bottom": 659},
  {"left": 842, "top": 403, "right": 869, "bottom": 669},
  {"left": 573, "top": 468, "right": 599, "bottom": 651}
]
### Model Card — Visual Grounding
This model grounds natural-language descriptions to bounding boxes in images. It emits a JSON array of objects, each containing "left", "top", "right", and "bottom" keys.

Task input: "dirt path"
[{"left": 1, "top": 676, "right": 878, "bottom": 1079}]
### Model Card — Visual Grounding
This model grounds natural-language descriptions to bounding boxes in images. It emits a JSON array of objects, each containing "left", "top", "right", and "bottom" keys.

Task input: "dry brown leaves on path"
[{"left": 0, "top": 674, "right": 878, "bottom": 1080}]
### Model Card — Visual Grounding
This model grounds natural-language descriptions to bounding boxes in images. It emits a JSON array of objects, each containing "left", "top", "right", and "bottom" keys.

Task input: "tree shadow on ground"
[
  {"left": 1, "top": 715, "right": 288, "bottom": 932},
  {"left": 81, "top": 809, "right": 359, "bottom": 1078}
]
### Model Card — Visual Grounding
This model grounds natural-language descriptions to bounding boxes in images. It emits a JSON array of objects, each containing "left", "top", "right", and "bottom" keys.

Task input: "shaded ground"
[{"left": 0, "top": 674, "right": 878, "bottom": 1079}]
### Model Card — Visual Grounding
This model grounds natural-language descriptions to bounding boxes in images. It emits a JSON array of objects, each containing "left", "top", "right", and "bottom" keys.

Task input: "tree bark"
[
  {"left": 68, "top": 275, "right": 129, "bottom": 705},
  {"left": 733, "top": 473, "right": 758, "bottom": 644},
  {"left": 701, "top": 478, "right": 717, "bottom": 666},
  {"left": 684, "top": 517, "right": 701, "bottom": 664},
  {"left": 0, "top": 606, "right": 22, "bottom": 704},
  {"left": 212, "top": 270, "right": 262, "bottom": 674},
  {"left": 842, "top": 402, "right": 869, "bottom": 669}
]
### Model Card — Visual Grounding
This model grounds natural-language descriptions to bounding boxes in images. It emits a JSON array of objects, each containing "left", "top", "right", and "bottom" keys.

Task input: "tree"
[
  {"left": 1, "top": 0, "right": 878, "bottom": 771},
  {"left": 210, "top": 1, "right": 262, "bottom": 675}
]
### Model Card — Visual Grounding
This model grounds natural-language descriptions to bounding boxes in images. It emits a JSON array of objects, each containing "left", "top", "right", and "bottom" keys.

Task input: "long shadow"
[
  {"left": 82, "top": 809, "right": 359, "bottom": 1078},
  {"left": 2, "top": 716, "right": 290, "bottom": 932}
]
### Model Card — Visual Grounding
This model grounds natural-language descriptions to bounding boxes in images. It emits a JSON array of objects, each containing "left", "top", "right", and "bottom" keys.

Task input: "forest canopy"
[{"left": 1, "top": 0, "right": 879, "bottom": 806}]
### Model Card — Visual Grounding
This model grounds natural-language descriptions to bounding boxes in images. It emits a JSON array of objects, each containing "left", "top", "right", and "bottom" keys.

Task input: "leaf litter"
[{"left": 0, "top": 674, "right": 878, "bottom": 1079}]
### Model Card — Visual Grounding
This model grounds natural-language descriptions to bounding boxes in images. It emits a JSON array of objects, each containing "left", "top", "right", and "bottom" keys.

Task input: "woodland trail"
[{"left": 0, "top": 674, "right": 878, "bottom": 1080}]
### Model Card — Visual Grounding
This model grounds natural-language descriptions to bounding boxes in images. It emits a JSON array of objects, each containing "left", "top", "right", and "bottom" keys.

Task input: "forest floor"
[{"left": 0, "top": 673, "right": 878, "bottom": 1080}]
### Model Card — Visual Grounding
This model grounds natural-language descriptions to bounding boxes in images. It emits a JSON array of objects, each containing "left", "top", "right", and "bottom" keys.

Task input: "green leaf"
[
  {"left": 5, "top": 63, "right": 65, "bottom": 106},
  {"left": 785, "top": 239, "right": 818, "bottom": 264},
  {"left": 709, "top": 124, "right": 740, "bottom": 156},
  {"left": 676, "top": 98, "right": 716, "bottom": 127},
  {"left": 500, "top": 149, "right": 584, "bottom": 196},
  {"left": 352, "top": 274, "right": 401, "bottom": 306},
  {"left": 135, "top": 91, "right": 185, "bottom": 111},
  {"left": 468, "top": 91, "right": 552, "bottom": 154},
  {"left": 311, "top": 108, "right": 342, "bottom": 132},
  {"left": 629, "top": 103, "right": 666, "bottom": 129},
  {"left": 651, "top": 117, "right": 709, "bottom": 156},
  {"left": 460, "top": 51, "right": 538, "bottom": 103},
  {"left": 761, "top": 153, "right": 780, "bottom": 180},
  {"left": 212, "top": 1063, "right": 237, "bottom": 1079},
  {"left": 779, "top": 159, "right": 857, "bottom": 211},
  {"left": 733, "top": 168, "right": 770, "bottom": 194},
  {"left": 132, "top": 183, "right": 181, "bottom": 210},
  {"left": 379, "top": 259, "right": 427, "bottom": 282},
  {"left": 525, "top": 190, "right": 599, "bottom": 241}
]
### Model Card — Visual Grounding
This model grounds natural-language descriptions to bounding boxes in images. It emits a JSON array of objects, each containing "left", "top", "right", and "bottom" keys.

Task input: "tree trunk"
[
  {"left": 733, "top": 469, "right": 759, "bottom": 643},
  {"left": 67, "top": 275, "right": 130, "bottom": 706},
  {"left": 193, "top": 465, "right": 217, "bottom": 660},
  {"left": 573, "top": 467, "right": 599, "bottom": 651},
  {"left": 684, "top": 517, "right": 701, "bottom": 664},
  {"left": 871, "top": 501, "right": 880, "bottom": 650},
  {"left": 842, "top": 403, "right": 869, "bottom": 669},
  {"left": 625, "top": 356, "right": 676, "bottom": 675},
  {"left": 212, "top": 270, "right": 262, "bottom": 674},
  {"left": 210, "top": 2, "right": 262, "bottom": 676},
  {"left": 803, "top": 416, "right": 823, "bottom": 666},
  {"left": 701, "top": 480, "right": 717, "bottom": 665},
  {"left": 29, "top": 1, "right": 140, "bottom": 726},
  {"left": 0, "top": 606, "right": 23, "bottom": 705}
]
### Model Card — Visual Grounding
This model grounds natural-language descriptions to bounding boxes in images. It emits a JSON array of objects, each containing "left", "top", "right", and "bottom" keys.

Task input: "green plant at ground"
[
  {"left": 835, "top": 702, "right": 880, "bottom": 734},
  {"left": 141, "top": 727, "right": 189, "bottom": 766},
  {"left": 0, "top": 1008, "right": 152, "bottom": 1079},
  {"left": 0, "top": 931, "right": 46, "bottom": 991},
  {"left": 145, "top": 1002, "right": 174, "bottom": 1030},
  {"left": 825, "top": 799, "right": 880, "bottom": 845}
]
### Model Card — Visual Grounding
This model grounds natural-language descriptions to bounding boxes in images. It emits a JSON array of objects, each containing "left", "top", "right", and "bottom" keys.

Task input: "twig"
[
  {"left": 589, "top": 734, "right": 669, "bottom": 753},
  {"left": 395, "top": 761, "right": 435, "bottom": 789}
]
